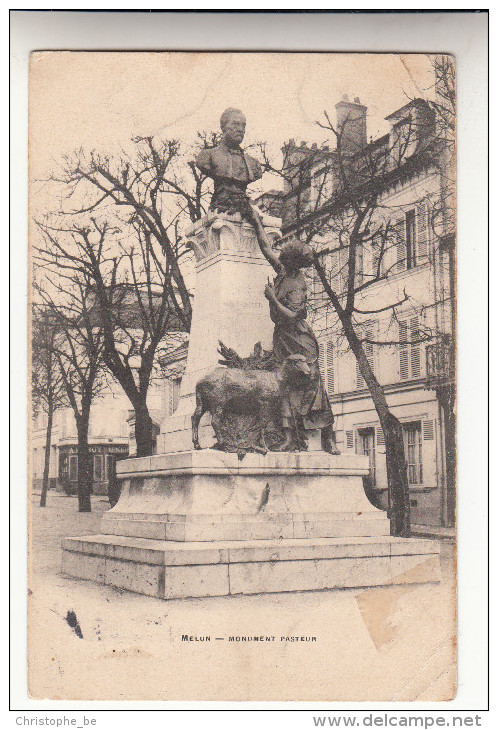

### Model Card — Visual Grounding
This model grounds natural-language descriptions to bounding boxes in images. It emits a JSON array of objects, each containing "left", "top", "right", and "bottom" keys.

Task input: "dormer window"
[
  {"left": 386, "top": 99, "right": 434, "bottom": 168},
  {"left": 311, "top": 166, "right": 334, "bottom": 208},
  {"left": 390, "top": 115, "right": 418, "bottom": 165}
]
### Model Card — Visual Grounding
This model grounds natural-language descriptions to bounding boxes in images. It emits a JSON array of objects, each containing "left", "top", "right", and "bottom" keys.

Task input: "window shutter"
[
  {"left": 356, "top": 324, "right": 375, "bottom": 389},
  {"left": 395, "top": 218, "right": 406, "bottom": 272},
  {"left": 346, "top": 430, "right": 354, "bottom": 450},
  {"left": 355, "top": 357, "right": 362, "bottom": 389},
  {"left": 318, "top": 340, "right": 326, "bottom": 381},
  {"left": 422, "top": 420, "right": 434, "bottom": 440},
  {"left": 319, "top": 339, "right": 335, "bottom": 395},
  {"left": 376, "top": 427, "right": 385, "bottom": 447},
  {"left": 399, "top": 319, "right": 409, "bottom": 380},
  {"left": 336, "top": 249, "right": 346, "bottom": 292},
  {"left": 416, "top": 202, "right": 429, "bottom": 261},
  {"left": 326, "top": 340, "right": 335, "bottom": 395},
  {"left": 365, "top": 324, "right": 375, "bottom": 370},
  {"left": 410, "top": 316, "right": 421, "bottom": 378}
]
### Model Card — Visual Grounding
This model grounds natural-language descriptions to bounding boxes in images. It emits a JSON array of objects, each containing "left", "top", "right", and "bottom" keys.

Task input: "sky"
[{"left": 29, "top": 51, "right": 435, "bottom": 209}]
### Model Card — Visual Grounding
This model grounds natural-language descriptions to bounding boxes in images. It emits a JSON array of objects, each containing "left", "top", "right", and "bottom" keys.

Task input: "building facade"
[
  {"left": 279, "top": 93, "right": 455, "bottom": 529},
  {"left": 31, "top": 334, "right": 190, "bottom": 493},
  {"left": 32, "top": 385, "right": 130, "bottom": 496}
]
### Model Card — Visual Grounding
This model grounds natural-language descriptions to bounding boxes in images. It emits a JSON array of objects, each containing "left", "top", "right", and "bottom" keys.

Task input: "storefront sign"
[{"left": 60, "top": 444, "right": 129, "bottom": 455}]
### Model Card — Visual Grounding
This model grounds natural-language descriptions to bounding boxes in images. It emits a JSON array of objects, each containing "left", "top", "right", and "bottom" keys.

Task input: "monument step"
[{"left": 62, "top": 534, "right": 440, "bottom": 600}]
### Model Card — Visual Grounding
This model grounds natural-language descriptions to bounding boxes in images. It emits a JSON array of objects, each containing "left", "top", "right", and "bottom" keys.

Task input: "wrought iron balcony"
[{"left": 425, "top": 341, "right": 454, "bottom": 389}]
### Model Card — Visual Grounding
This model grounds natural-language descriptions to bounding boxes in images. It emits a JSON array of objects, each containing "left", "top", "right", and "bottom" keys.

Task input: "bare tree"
[
  {"left": 34, "top": 133, "right": 216, "bottom": 456},
  {"left": 47, "top": 134, "right": 217, "bottom": 330},
  {"left": 35, "top": 212, "right": 190, "bottom": 458},
  {"left": 34, "top": 276, "right": 107, "bottom": 512},
  {"left": 260, "top": 99, "right": 446, "bottom": 536},
  {"left": 31, "top": 306, "right": 66, "bottom": 507}
]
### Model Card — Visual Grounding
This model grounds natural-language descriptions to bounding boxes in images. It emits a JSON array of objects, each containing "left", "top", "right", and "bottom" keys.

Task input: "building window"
[
  {"left": 68, "top": 455, "right": 78, "bottom": 481},
  {"left": 93, "top": 454, "right": 104, "bottom": 481},
  {"left": 357, "top": 427, "right": 376, "bottom": 487},
  {"left": 395, "top": 210, "right": 417, "bottom": 272},
  {"left": 399, "top": 315, "right": 422, "bottom": 380},
  {"left": 311, "top": 167, "right": 334, "bottom": 208},
  {"left": 403, "top": 421, "right": 423, "bottom": 485},
  {"left": 370, "top": 234, "right": 385, "bottom": 279}
]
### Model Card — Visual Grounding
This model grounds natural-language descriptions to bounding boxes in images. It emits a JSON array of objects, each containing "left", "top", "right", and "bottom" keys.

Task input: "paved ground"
[{"left": 28, "top": 492, "right": 457, "bottom": 702}]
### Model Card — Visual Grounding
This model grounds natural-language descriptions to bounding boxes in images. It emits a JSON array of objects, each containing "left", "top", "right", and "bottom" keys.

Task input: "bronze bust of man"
[{"left": 195, "top": 108, "right": 262, "bottom": 216}]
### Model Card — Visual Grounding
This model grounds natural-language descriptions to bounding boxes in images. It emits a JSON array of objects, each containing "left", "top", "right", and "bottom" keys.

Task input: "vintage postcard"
[{"left": 27, "top": 49, "right": 458, "bottom": 703}]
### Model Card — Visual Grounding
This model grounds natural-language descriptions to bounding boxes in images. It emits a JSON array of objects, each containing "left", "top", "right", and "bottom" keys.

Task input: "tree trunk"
[
  {"left": 77, "top": 418, "right": 92, "bottom": 512},
  {"left": 107, "top": 465, "right": 122, "bottom": 508},
  {"left": 437, "top": 384, "right": 456, "bottom": 527},
  {"left": 380, "top": 411, "right": 411, "bottom": 537},
  {"left": 341, "top": 316, "right": 411, "bottom": 536},
  {"left": 39, "top": 407, "right": 53, "bottom": 508},
  {"left": 133, "top": 400, "right": 155, "bottom": 457}
]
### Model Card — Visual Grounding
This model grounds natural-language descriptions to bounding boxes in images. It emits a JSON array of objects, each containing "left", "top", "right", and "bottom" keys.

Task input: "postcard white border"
[{"left": 10, "top": 8, "right": 489, "bottom": 719}]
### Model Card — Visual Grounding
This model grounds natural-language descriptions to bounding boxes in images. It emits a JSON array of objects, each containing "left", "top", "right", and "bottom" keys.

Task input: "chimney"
[{"left": 335, "top": 94, "right": 367, "bottom": 156}]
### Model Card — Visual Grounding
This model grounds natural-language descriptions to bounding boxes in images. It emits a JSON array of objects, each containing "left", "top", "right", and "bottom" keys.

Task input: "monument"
[{"left": 62, "top": 109, "right": 440, "bottom": 600}]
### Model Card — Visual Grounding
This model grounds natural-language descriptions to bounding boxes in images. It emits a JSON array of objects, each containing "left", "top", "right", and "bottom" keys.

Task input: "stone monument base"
[
  {"left": 62, "top": 450, "right": 440, "bottom": 599},
  {"left": 62, "top": 535, "right": 440, "bottom": 600}
]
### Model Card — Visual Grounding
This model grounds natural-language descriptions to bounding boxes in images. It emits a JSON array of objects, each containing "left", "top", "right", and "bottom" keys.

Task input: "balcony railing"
[{"left": 425, "top": 341, "right": 454, "bottom": 389}]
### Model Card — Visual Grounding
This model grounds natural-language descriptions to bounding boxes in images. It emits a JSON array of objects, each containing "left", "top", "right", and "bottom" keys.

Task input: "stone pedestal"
[
  {"left": 62, "top": 451, "right": 440, "bottom": 599},
  {"left": 98, "top": 451, "right": 390, "bottom": 541},
  {"left": 62, "top": 212, "right": 440, "bottom": 600},
  {"left": 157, "top": 211, "right": 280, "bottom": 454}
]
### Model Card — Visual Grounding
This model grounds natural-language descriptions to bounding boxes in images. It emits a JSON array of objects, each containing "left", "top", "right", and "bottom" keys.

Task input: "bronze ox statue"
[{"left": 191, "top": 353, "right": 312, "bottom": 454}]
